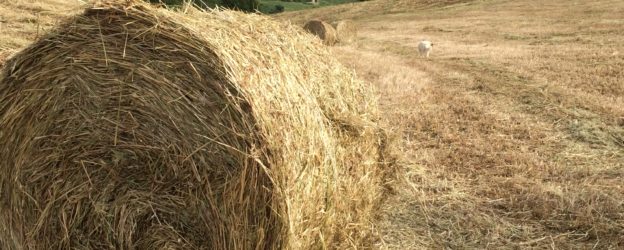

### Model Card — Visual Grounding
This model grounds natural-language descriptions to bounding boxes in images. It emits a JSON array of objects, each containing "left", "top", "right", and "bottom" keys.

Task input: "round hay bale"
[
  {"left": 0, "top": 1, "right": 391, "bottom": 249},
  {"left": 303, "top": 20, "right": 337, "bottom": 46},
  {"left": 334, "top": 20, "right": 358, "bottom": 44}
]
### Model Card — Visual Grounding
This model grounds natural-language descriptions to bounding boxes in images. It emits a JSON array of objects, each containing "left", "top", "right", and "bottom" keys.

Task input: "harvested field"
[
  {"left": 313, "top": 0, "right": 623, "bottom": 248},
  {"left": 0, "top": 0, "right": 81, "bottom": 50},
  {"left": 281, "top": 0, "right": 624, "bottom": 248},
  {"left": 1, "top": 0, "right": 623, "bottom": 249}
]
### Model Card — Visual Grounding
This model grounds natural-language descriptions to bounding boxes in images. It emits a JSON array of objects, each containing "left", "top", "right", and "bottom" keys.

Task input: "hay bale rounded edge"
[
  {"left": 303, "top": 20, "right": 338, "bottom": 46},
  {"left": 0, "top": 50, "right": 16, "bottom": 69},
  {"left": 334, "top": 20, "right": 358, "bottom": 44},
  {"left": 0, "top": 1, "right": 391, "bottom": 249}
]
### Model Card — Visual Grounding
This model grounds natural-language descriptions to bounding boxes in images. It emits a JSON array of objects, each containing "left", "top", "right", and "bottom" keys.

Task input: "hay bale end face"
[
  {"left": 0, "top": 1, "right": 390, "bottom": 249},
  {"left": 303, "top": 20, "right": 338, "bottom": 46},
  {"left": 333, "top": 20, "right": 358, "bottom": 44}
]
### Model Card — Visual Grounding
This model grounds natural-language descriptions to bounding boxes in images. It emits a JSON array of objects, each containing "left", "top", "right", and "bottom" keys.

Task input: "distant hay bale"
[
  {"left": 333, "top": 20, "right": 358, "bottom": 44},
  {"left": 303, "top": 20, "right": 337, "bottom": 46},
  {"left": 0, "top": 1, "right": 391, "bottom": 249}
]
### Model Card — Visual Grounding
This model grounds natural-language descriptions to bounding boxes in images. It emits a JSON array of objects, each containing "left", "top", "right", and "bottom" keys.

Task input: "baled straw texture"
[
  {"left": 333, "top": 20, "right": 357, "bottom": 44},
  {"left": 0, "top": 1, "right": 390, "bottom": 249},
  {"left": 0, "top": 50, "right": 16, "bottom": 69},
  {"left": 303, "top": 20, "right": 337, "bottom": 46}
]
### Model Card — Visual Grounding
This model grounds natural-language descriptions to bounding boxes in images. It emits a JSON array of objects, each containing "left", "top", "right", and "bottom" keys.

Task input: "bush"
[
  {"left": 273, "top": 4, "right": 285, "bottom": 13},
  {"left": 220, "top": 0, "right": 260, "bottom": 12}
]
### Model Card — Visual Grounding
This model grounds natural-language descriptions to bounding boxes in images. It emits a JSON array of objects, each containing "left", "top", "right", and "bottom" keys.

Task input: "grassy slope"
[
  {"left": 259, "top": 0, "right": 358, "bottom": 13},
  {"left": 280, "top": 0, "right": 623, "bottom": 248},
  {"left": 275, "top": 0, "right": 475, "bottom": 24}
]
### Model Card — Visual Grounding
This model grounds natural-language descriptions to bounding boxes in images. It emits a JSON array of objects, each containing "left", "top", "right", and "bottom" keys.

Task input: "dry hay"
[
  {"left": 0, "top": 50, "right": 16, "bottom": 69},
  {"left": 333, "top": 20, "right": 358, "bottom": 44},
  {"left": 0, "top": 1, "right": 392, "bottom": 249},
  {"left": 303, "top": 20, "right": 338, "bottom": 46}
]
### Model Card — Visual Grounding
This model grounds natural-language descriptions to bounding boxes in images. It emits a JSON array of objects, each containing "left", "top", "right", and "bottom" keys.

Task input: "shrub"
[
  {"left": 220, "top": 0, "right": 259, "bottom": 12},
  {"left": 273, "top": 4, "right": 285, "bottom": 13}
]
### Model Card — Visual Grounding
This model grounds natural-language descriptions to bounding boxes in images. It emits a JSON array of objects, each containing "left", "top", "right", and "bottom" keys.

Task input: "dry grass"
[
  {"left": 0, "top": 0, "right": 82, "bottom": 66},
  {"left": 285, "top": 0, "right": 623, "bottom": 248},
  {"left": 276, "top": 0, "right": 476, "bottom": 26},
  {"left": 0, "top": 1, "right": 391, "bottom": 249},
  {"left": 0, "top": 0, "right": 82, "bottom": 50}
]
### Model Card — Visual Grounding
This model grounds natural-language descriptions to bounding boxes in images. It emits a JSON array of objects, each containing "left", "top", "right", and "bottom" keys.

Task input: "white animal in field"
[{"left": 418, "top": 40, "right": 433, "bottom": 58}]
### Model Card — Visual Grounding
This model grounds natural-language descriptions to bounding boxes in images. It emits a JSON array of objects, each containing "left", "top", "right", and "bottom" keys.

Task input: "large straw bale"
[
  {"left": 0, "top": 1, "right": 391, "bottom": 249},
  {"left": 333, "top": 20, "right": 357, "bottom": 44},
  {"left": 303, "top": 20, "right": 338, "bottom": 46}
]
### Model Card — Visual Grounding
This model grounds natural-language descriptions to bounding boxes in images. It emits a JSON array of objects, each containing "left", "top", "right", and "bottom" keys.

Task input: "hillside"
[
  {"left": 280, "top": 0, "right": 623, "bottom": 248},
  {"left": 1, "top": 0, "right": 623, "bottom": 249},
  {"left": 259, "top": 0, "right": 359, "bottom": 13},
  {"left": 275, "top": 0, "right": 475, "bottom": 24}
]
